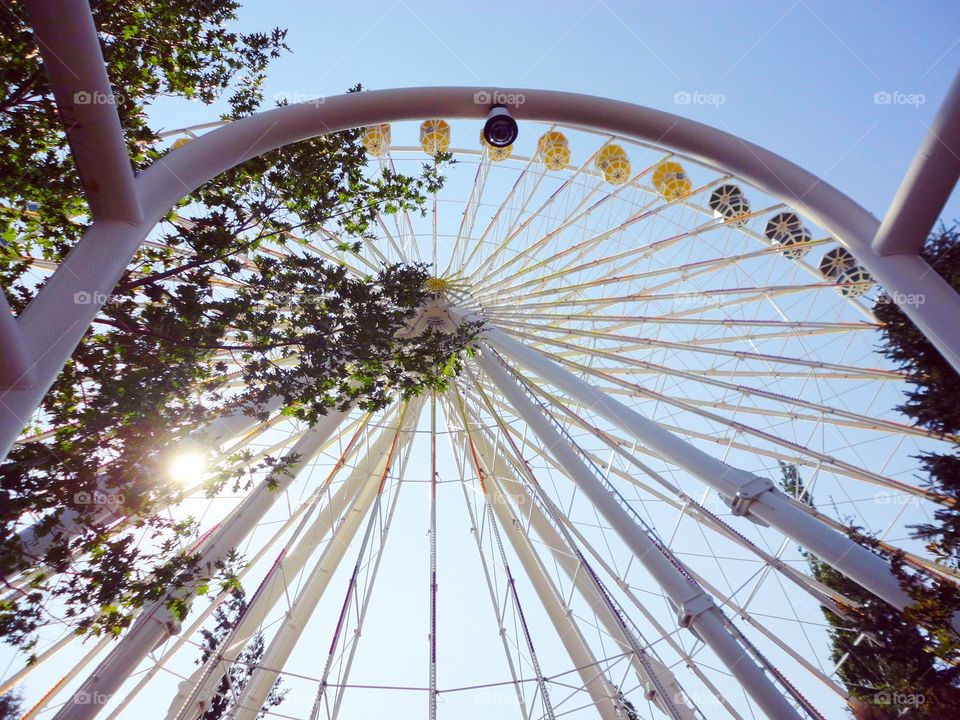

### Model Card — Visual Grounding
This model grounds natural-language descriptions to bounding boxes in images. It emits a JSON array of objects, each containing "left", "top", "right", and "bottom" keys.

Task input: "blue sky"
[{"left": 153, "top": 0, "right": 960, "bottom": 227}]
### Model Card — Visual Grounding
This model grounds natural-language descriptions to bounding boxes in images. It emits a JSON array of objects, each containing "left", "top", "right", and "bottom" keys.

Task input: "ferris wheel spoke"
[
  {"left": 487, "top": 236, "right": 831, "bottom": 309},
  {"left": 477, "top": 401, "right": 842, "bottom": 718},
  {"left": 460, "top": 133, "right": 550, "bottom": 274},
  {"left": 378, "top": 151, "right": 421, "bottom": 264},
  {"left": 468, "top": 139, "right": 614, "bottom": 283},
  {"left": 317, "top": 439, "right": 412, "bottom": 720},
  {"left": 493, "top": 325, "right": 940, "bottom": 441},
  {"left": 447, "top": 388, "right": 632, "bottom": 720},
  {"left": 493, "top": 319, "right": 901, "bottom": 382},
  {"left": 442, "top": 397, "right": 535, "bottom": 719},
  {"left": 469, "top": 353, "right": 806, "bottom": 719},
  {"left": 474, "top": 201, "right": 788, "bottom": 304},
  {"left": 48, "top": 408, "right": 352, "bottom": 720},
  {"left": 480, "top": 282, "right": 857, "bottom": 321},
  {"left": 469, "top": 376, "right": 859, "bottom": 613},
  {"left": 465, "top": 319, "right": 943, "bottom": 623},
  {"left": 167, "top": 412, "right": 381, "bottom": 719},
  {"left": 475, "top": 175, "right": 759, "bottom": 303},
  {"left": 472, "top": 163, "right": 680, "bottom": 295},
  {"left": 495, "top": 339, "right": 946, "bottom": 503},
  {"left": 443, "top": 154, "right": 491, "bottom": 277},
  {"left": 374, "top": 212, "right": 408, "bottom": 265},
  {"left": 479, "top": 313, "right": 879, "bottom": 334}
]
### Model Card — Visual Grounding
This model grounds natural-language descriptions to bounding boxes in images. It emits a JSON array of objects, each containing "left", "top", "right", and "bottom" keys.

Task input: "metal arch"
[{"left": 6, "top": 69, "right": 960, "bottom": 457}]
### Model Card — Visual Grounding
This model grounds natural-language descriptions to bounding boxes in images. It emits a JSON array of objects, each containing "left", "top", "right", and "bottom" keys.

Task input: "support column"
[
  {"left": 52, "top": 409, "right": 348, "bottom": 720},
  {"left": 463, "top": 410, "right": 741, "bottom": 719},
  {"left": 166, "top": 420, "right": 379, "bottom": 719},
  {"left": 231, "top": 401, "right": 417, "bottom": 720},
  {"left": 469, "top": 319, "right": 933, "bottom": 625},
  {"left": 872, "top": 70, "right": 960, "bottom": 256},
  {"left": 474, "top": 347, "right": 803, "bottom": 720}
]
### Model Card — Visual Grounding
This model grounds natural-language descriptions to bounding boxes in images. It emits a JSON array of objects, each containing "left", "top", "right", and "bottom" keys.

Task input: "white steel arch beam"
[
  {"left": 872, "top": 70, "right": 960, "bottom": 256},
  {"left": 22, "top": 0, "right": 141, "bottom": 224},
  {"left": 5, "top": 84, "right": 960, "bottom": 460}
]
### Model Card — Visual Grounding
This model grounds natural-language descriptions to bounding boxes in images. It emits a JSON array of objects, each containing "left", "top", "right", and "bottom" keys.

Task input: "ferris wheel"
[
  {"left": 3, "top": 8, "right": 960, "bottom": 715},
  {"left": 4, "top": 93, "right": 960, "bottom": 720}
]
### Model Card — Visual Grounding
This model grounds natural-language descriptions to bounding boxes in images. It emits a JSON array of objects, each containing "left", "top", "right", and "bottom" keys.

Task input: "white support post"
[
  {"left": 0, "top": 291, "right": 35, "bottom": 389},
  {"left": 447, "top": 389, "right": 687, "bottom": 719},
  {"left": 872, "top": 70, "right": 960, "bottom": 256},
  {"left": 469, "top": 318, "right": 946, "bottom": 628},
  {"left": 474, "top": 346, "right": 803, "bottom": 720},
  {"left": 51, "top": 409, "right": 348, "bottom": 720},
  {"left": 231, "top": 402, "right": 417, "bottom": 720},
  {"left": 23, "top": 0, "right": 142, "bottom": 223},
  {"left": 166, "top": 419, "right": 379, "bottom": 719},
  {"left": 467, "top": 416, "right": 743, "bottom": 720},
  {"left": 486, "top": 481, "right": 626, "bottom": 720}
]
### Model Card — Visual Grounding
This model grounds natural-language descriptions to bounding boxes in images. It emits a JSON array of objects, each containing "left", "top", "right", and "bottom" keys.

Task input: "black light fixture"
[{"left": 482, "top": 105, "right": 518, "bottom": 148}]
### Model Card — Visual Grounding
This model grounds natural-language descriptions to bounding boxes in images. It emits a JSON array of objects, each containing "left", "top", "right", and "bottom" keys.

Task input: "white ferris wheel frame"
[{"left": 3, "top": 2, "right": 960, "bottom": 719}]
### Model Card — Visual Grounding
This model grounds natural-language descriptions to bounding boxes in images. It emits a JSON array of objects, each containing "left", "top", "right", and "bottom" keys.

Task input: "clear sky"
[
  {"left": 151, "top": 0, "right": 960, "bottom": 227},
  {"left": 5, "top": 3, "right": 960, "bottom": 720}
]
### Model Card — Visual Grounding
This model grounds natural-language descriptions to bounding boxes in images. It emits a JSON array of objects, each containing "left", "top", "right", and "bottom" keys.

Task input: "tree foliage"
[
  {"left": 0, "top": 0, "right": 480, "bottom": 652},
  {"left": 196, "top": 588, "right": 286, "bottom": 719},
  {"left": 779, "top": 462, "right": 960, "bottom": 718},
  {"left": 0, "top": 688, "right": 23, "bottom": 720},
  {"left": 873, "top": 224, "right": 960, "bottom": 567}
]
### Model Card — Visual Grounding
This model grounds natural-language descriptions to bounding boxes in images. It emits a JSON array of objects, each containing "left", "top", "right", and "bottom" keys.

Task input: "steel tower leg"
[
  {"left": 166, "top": 422, "right": 381, "bottom": 719},
  {"left": 469, "top": 320, "right": 946, "bottom": 626},
  {"left": 475, "top": 347, "right": 803, "bottom": 720},
  {"left": 230, "top": 402, "right": 417, "bottom": 720},
  {"left": 51, "top": 409, "right": 348, "bottom": 720}
]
